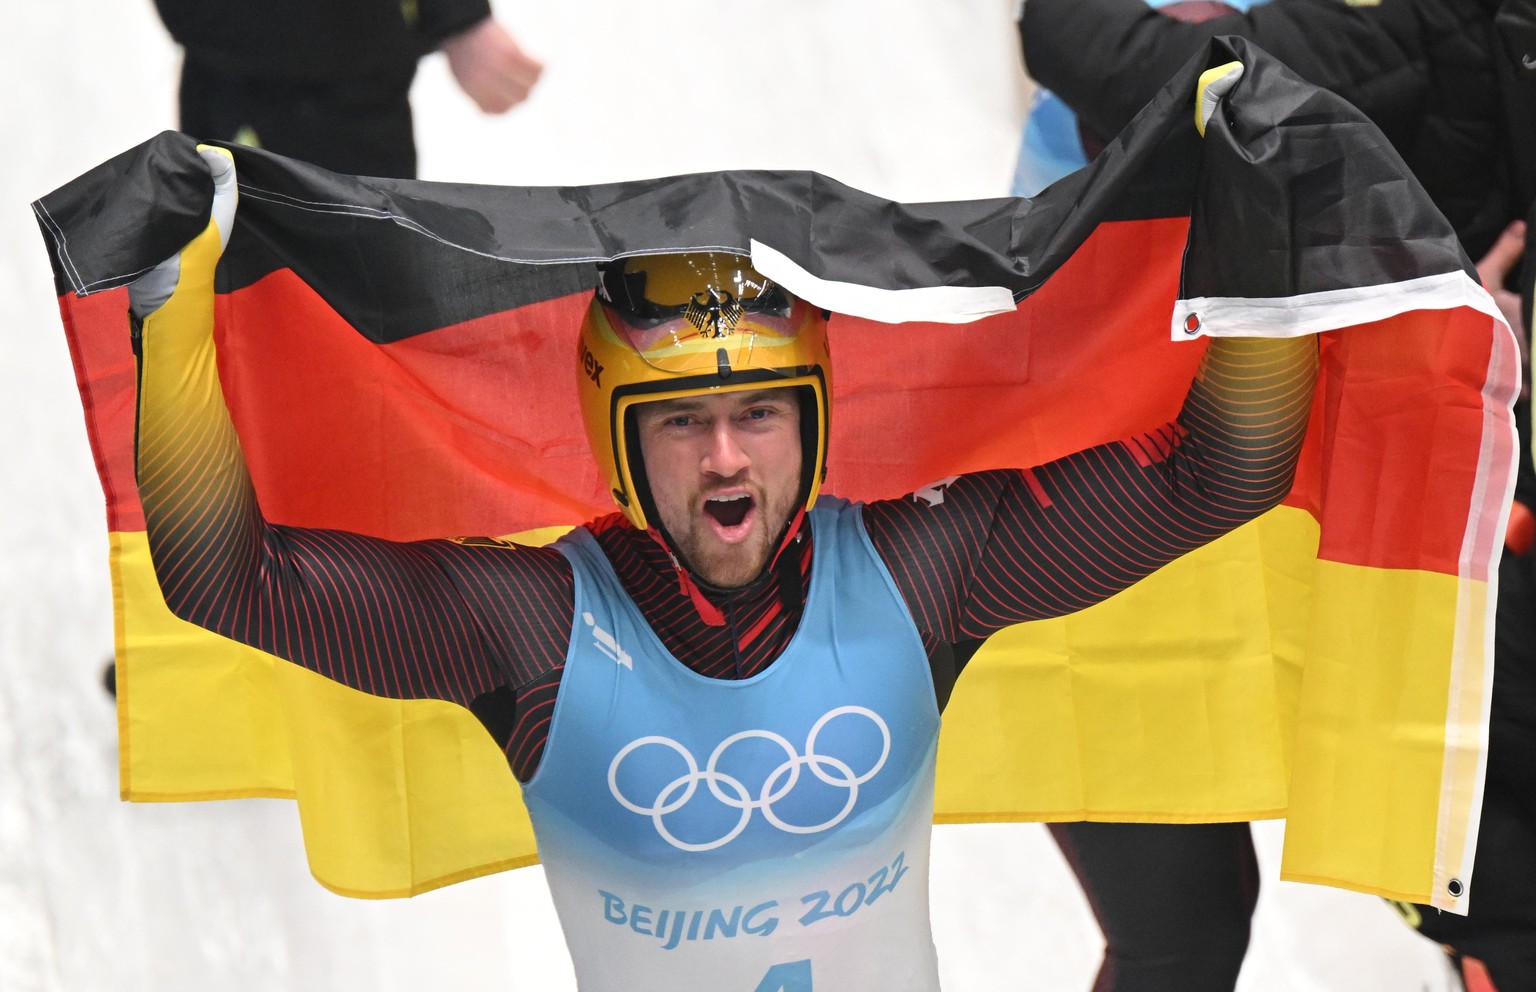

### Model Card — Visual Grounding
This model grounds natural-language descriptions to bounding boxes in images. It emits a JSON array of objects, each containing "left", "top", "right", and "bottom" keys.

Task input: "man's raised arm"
[
  {"left": 130, "top": 146, "right": 573, "bottom": 709},
  {"left": 864, "top": 330, "right": 1317, "bottom": 643}
]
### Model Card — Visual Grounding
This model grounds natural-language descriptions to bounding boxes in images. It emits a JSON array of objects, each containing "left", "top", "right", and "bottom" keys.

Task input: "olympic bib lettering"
[
  {"left": 595, "top": 849, "right": 910, "bottom": 952},
  {"left": 599, "top": 891, "right": 780, "bottom": 951},
  {"left": 754, "top": 960, "right": 813, "bottom": 992},
  {"left": 797, "top": 850, "right": 908, "bottom": 926}
]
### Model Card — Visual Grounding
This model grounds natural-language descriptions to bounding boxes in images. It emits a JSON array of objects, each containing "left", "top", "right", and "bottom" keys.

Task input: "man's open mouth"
[{"left": 704, "top": 493, "right": 754, "bottom": 528}]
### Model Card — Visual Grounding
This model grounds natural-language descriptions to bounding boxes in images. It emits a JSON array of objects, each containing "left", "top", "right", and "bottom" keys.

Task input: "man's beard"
[{"left": 664, "top": 483, "right": 798, "bottom": 589}]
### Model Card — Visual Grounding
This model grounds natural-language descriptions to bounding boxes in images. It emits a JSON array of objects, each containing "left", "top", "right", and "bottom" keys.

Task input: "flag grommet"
[
  {"left": 1183, "top": 313, "right": 1202, "bottom": 335},
  {"left": 1447, "top": 878, "right": 1465, "bottom": 898}
]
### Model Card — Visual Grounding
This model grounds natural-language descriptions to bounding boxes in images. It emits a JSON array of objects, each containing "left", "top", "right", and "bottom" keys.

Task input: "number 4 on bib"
[{"left": 754, "top": 959, "right": 812, "bottom": 992}]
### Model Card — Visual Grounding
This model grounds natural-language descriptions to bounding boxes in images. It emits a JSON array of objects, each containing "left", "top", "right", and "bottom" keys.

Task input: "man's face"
[{"left": 635, "top": 388, "right": 803, "bottom": 589}]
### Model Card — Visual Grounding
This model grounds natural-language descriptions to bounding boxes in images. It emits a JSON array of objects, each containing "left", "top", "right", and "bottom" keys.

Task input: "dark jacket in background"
[
  {"left": 151, "top": 0, "right": 491, "bottom": 83},
  {"left": 152, "top": 0, "right": 491, "bottom": 177},
  {"left": 1021, "top": 0, "right": 1512, "bottom": 259}
]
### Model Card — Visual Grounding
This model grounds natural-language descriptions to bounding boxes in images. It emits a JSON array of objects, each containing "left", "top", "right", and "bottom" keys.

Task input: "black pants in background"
[{"left": 1049, "top": 821, "right": 1259, "bottom": 992}]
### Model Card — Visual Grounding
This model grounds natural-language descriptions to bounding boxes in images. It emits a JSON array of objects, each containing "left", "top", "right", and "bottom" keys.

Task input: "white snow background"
[{"left": 2, "top": 1, "right": 1462, "bottom": 989}]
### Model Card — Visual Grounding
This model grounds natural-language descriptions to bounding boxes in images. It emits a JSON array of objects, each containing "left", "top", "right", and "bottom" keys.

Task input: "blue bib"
[{"left": 523, "top": 498, "right": 942, "bottom": 992}]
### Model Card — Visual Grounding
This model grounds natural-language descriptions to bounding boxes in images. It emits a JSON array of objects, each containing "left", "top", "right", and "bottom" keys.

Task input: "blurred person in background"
[
  {"left": 1017, "top": 0, "right": 1535, "bottom": 987},
  {"left": 1020, "top": 0, "right": 1509, "bottom": 256},
  {"left": 152, "top": 0, "right": 542, "bottom": 179},
  {"left": 1009, "top": 0, "right": 1268, "bottom": 198}
]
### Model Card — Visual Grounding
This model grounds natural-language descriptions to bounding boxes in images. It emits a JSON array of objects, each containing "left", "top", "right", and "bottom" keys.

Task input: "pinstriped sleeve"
[
  {"left": 133, "top": 226, "right": 573, "bottom": 708},
  {"left": 863, "top": 335, "right": 1318, "bottom": 640}
]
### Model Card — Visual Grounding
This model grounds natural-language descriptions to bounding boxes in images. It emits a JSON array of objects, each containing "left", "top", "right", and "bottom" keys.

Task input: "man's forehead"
[{"left": 641, "top": 388, "right": 799, "bottom": 414}]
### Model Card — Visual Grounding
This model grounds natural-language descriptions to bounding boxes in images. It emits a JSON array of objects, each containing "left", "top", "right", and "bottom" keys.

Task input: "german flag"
[{"left": 34, "top": 39, "right": 1517, "bottom": 910}]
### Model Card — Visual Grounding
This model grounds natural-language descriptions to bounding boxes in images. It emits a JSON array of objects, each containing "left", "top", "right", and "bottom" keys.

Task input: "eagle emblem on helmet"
[{"left": 683, "top": 288, "right": 743, "bottom": 338}]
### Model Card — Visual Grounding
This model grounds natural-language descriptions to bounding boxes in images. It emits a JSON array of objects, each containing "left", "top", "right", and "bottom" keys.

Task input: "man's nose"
[{"left": 701, "top": 422, "right": 750, "bottom": 477}]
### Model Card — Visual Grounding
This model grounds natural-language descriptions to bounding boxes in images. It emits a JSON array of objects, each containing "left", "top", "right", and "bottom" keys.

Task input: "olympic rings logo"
[{"left": 607, "top": 706, "right": 891, "bottom": 852}]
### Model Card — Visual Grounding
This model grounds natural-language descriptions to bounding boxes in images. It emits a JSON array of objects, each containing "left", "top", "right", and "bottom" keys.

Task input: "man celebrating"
[{"left": 129, "top": 146, "right": 1315, "bottom": 989}]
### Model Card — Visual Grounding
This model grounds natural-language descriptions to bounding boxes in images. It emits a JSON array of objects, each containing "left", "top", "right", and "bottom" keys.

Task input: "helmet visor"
[
  {"left": 612, "top": 303, "right": 809, "bottom": 375},
  {"left": 597, "top": 255, "right": 810, "bottom": 376}
]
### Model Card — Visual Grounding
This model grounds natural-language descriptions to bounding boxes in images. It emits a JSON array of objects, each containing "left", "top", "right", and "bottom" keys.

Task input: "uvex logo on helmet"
[
  {"left": 575, "top": 253, "right": 832, "bottom": 530},
  {"left": 582, "top": 344, "right": 604, "bottom": 387}
]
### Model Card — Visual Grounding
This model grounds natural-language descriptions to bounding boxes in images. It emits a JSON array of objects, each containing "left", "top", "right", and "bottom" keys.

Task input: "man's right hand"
[{"left": 129, "top": 145, "right": 239, "bottom": 320}]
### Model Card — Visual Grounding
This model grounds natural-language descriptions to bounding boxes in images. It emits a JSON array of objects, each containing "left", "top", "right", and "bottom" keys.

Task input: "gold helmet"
[{"left": 577, "top": 252, "right": 831, "bottom": 531}]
